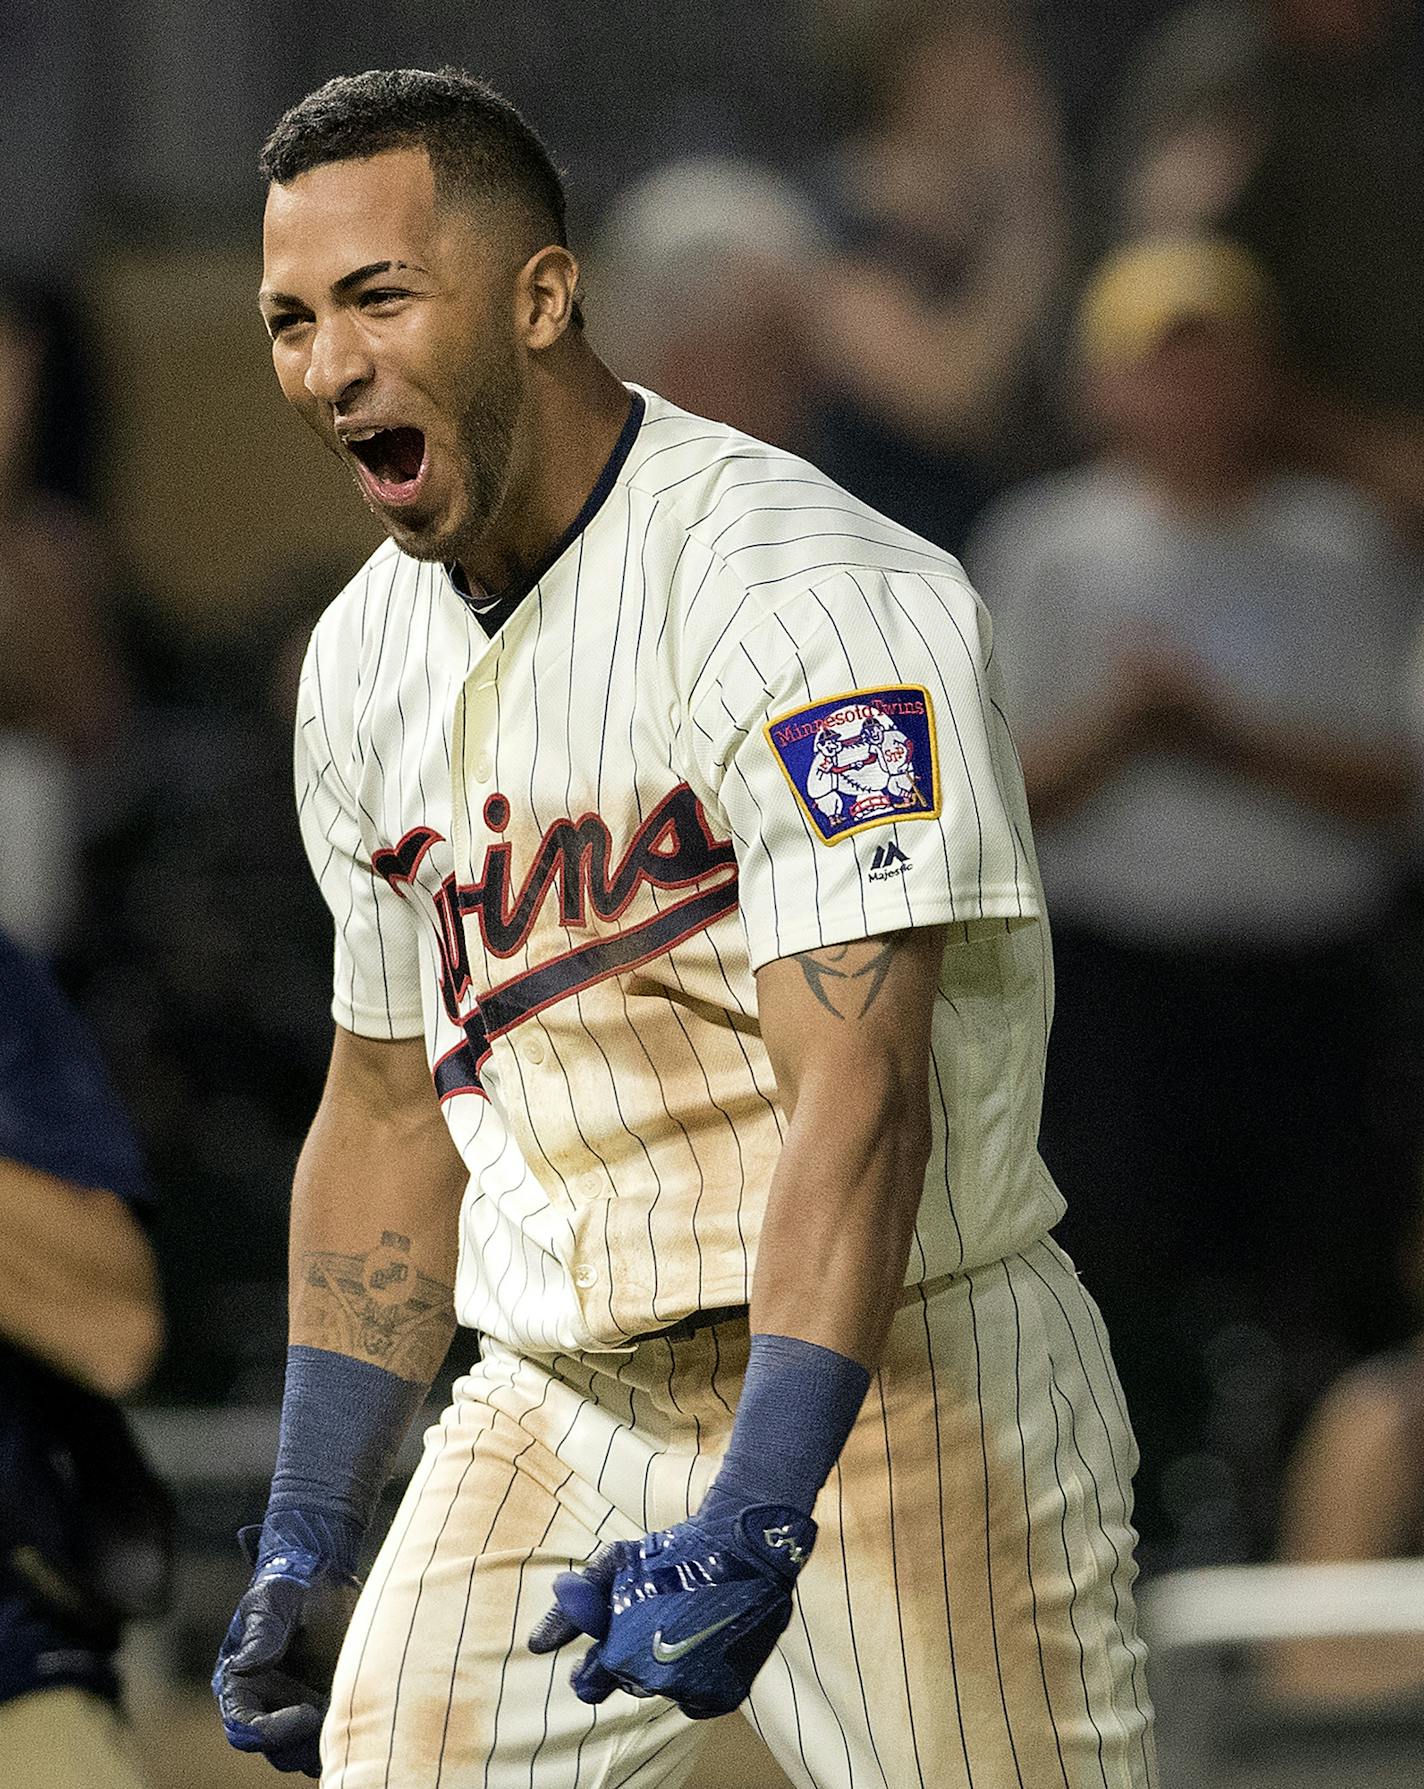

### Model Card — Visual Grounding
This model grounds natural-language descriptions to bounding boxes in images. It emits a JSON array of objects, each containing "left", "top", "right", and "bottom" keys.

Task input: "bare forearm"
[
  {"left": 751, "top": 1079, "right": 929, "bottom": 1369},
  {"left": 0, "top": 1156, "right": 161, "bottom": 1397},
  {"left": 753, "top": 932, "right": 940, "bottom": 1370},
  {"left": 289, "top": 1031, "right": 464, "bottom": 1386}
]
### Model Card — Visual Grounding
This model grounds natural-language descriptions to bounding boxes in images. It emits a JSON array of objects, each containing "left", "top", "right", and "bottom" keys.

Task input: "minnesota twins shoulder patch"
[{"left": 764, "top": 686, "right": 940, "bottom": 844}]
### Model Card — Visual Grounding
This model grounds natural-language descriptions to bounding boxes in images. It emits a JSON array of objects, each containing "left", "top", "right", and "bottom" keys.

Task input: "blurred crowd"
[{"left": 4, "top": 0, "right": 1424, "bottom": 1596}]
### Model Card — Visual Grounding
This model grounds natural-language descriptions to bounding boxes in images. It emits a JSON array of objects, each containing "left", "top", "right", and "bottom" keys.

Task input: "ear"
[{"left": 516, "top": 244, "right": 580, "bottom": 350}]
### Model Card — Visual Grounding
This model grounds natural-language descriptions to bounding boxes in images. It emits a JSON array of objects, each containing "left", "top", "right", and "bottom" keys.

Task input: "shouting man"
[{"left": 214, "top": 66, "right": 1154, "bottom": 1789}]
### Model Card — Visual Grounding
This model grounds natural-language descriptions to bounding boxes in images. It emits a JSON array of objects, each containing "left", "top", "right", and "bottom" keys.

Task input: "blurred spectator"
[
  {"left": 0, "top": 283, "right": 127, "bottom": 957},
  {"left": 970, "top": 234, "right": 1421, "bottom": 1563},
  {"left": 805, "top": 0, "right": 1071, "bottom": 553},
  {"left": 64, "top": 569, "right": 341, "bottom": 1404},
  {"left": 1099, "top": 0, "right": 1424, "bottom": 535},
  {"left": 0, "top": 926, "right": 169, "bottom": 1786},
  {"left": 589, "top": 156, "right": 827, "bottom": 450},
  {"left": 1096, "top": 1, "right": 1270, "bottom": 240},
  {"left": 1271, "top": 1193, "right": 1424, "bottom": 1701}
]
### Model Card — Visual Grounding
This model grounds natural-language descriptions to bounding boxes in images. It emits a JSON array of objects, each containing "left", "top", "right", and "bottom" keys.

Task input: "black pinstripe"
[
  {"left": 708, "top": 500, "right": 895, "bottom": 554},
  {"left": 336, "top": 1400, "right": 448, "bottom": 1781},
  {"left": 967, "top": 1271, "right": 1028, "bottom": 1787},
  {"left": 916, "top": 576, "right": 1028, "bottom": 917},
  {"left": 1025, "top": 1247, "right": 1156, "bottom": 1785},
  {"left": 300, "top": 389, "right": 1143, "bottom": 1786},
  {"left": 839, "top": 581, "right": 963, "bottom": 922},
  {"left": 884, "top": 586, "right": 988, "bottom": 916},
  {"left": 473, "top": 1496, "right": 561, "bottom": 1789},
  {"left": 777, "top": 1641, "right": 814, "bottom": 1787},
  {"left": 917, "top": 1287, "right": 975, "bottom": 1788},
  {"left": 1045, "top": 1356, "right": 1113, "bottom": 1789},
  {"left": 1003, "top": 1260, "right": 1073, "bottom": 1789},
  {"left": 873, "top": 1369, "right": 929, "bottom": 1789},
  {"left": 378, "top": 1356, "right": 523, "bottom": 1786},
  {"left": 525, "top": 1627, "right": 565, "bottom": 1787},
  {"left": 763, "top": 625, "right": 840, "bottom": 941},
  {"left": 556, "top": 532, "right": 678, "bottom": 1322},
  {"left": 520, "top": 579, "right": 628, "bottom": 1337},
  {"left": 609, "top": 1724, "right": 687, "bottom": 1788},
  {"left": 648, "top": 452, "right": 791, "bottom": 501},
  {"left": 789, "top": 1596, "right": 856, "bottom": 1789},
  {"left": 723, "top": 527, "right": 949, "bottom": 566}
]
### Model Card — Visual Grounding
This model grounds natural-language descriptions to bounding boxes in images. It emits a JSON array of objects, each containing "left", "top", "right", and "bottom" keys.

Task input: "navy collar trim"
[{"left": 453, "top": 389, "right": 646, "bottom": 636}]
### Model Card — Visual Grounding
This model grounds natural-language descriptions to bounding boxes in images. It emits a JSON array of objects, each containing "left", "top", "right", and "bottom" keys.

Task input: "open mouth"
[{"left": 345, "top": 426, "right": 428, "bottom": 505}]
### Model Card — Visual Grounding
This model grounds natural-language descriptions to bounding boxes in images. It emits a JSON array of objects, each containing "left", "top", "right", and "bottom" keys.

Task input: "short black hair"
[{"left": 260, "top": 67, "right": 571, "bottom": 249}]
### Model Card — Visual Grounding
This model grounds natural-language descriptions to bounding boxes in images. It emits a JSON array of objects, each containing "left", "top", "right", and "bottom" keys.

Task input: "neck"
[{"left": 456, "top": 341, "right": 631, "bottom": 597}]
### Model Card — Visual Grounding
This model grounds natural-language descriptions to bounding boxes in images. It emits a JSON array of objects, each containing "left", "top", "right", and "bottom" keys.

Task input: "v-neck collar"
[{"left": 449, "top": 389, "right": 646, "bottom": 639}]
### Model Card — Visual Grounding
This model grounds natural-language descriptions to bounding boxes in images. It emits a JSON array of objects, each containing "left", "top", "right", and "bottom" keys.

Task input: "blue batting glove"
[
  {"left": 213, "top": 1512, "right": 361, "bottom": 1777},
  {"left": 528, "top": 1500, "right": 815, "bottom": 1719}
]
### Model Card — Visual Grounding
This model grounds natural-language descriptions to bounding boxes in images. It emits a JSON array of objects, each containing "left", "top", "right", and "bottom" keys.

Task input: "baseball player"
[{"left": 214, "top": 67, "right": 1155, "bottom": 1789}]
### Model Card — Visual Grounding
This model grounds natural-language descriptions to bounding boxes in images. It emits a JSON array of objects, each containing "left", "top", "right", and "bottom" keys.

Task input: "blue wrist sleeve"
[
  {"left": 260, "top": 1345, "right": 427, "bottom": 1574},
  {"left": 705, "top": 1334, "right": 872, "bottom": 1521}
]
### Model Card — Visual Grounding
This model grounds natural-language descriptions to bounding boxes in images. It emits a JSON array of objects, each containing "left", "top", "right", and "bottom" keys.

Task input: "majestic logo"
[
  {"left": 867, "top": 840, "right": 910, "bottom": 882},
  {"left": 765, "top": 686, "right": 940, "bottom": 844},
  {"left": 373, "top": 783, "right": 739, "bottom": 1103}
]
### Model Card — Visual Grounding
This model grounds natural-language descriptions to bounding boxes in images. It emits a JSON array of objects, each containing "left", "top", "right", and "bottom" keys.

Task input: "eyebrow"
[{"left": 258, "top": 260, "right": 423, "bottom": 311}]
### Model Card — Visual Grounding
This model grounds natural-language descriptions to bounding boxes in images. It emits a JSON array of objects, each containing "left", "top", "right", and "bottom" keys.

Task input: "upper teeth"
[{"left": 346, "top": 428, "right": 380, "bottom": 442}]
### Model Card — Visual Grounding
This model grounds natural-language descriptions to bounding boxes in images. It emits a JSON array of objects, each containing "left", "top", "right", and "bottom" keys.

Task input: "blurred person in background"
[
  {"left": 1097, "top": 1, "right": 1275, "bottom": 241},
  {"left": 0, "top": 925, "right": 169, "bottom": 1786},
  {"left": 1098, "top": 0, "right": 1424, "bottom": 539},
  {"left": 805, "top": 0, "right": 1071, "bottom": 554},
  {"left": 590, "top": 156, "right": 826, "bottom": 452},
  {"left": 970, "top": 234, "right": 1421, "bottom": 1565},
  {"left": 0, "top": 283, "right": 127, "bottom": 958},
  {"left": 1270, "top": 1193, "right": 1424, "bottom": 1703},
  {"left": 63, "top": 564, "right": 341, "bottom": 1406}
]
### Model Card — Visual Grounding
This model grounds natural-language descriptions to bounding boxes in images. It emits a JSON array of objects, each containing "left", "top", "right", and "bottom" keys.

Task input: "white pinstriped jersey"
[{"left": 296, "top": 386, "right": 1064, "bottom": 1355}]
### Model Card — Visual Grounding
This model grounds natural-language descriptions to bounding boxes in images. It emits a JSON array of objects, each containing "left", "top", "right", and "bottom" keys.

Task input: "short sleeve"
[
  {"left": 295, "top": 638, "right": 425, "bottom": 1039},
  {"left": 688, "top": 567, "right": 1040, "bottom": 972}
]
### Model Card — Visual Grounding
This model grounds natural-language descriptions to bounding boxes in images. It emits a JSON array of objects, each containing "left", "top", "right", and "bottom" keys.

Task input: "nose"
[{"left": 303, "top": 313, "right": 373, "bottom": 406}]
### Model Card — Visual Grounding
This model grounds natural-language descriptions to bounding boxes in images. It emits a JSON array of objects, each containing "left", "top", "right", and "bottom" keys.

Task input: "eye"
[
  {"left": 265, "top": 312, "right": 308, "bottom": 340},
  {"left": 360, "top": 288, "right": 411, "bottom": 312}
]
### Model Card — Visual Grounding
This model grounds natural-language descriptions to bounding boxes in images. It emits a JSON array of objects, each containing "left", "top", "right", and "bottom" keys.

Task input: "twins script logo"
[{"left": 373, "top": 783, "right": 738, "bottom": 1099}]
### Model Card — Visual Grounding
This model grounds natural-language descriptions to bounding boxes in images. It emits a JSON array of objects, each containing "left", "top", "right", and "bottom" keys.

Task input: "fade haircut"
[{"left": 260, "top": 67, "right": 573, "bottom": 253}]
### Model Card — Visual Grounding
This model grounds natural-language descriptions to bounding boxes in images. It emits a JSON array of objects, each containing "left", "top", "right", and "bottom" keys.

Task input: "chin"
[
  {"left": 362, "top": 493, "right": 463, "bottom": 564},
  {"left": 385, "top": 517, "right": 458, "bottom": 563}
]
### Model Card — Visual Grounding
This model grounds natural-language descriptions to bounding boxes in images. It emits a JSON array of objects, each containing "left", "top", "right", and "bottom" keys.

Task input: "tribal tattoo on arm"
[
  {"left": 794, "top": 937, "right": 896, "bottom": 1019},
  {"left": 296, "top": 1229, "right": 454, "bottom": 1379}
]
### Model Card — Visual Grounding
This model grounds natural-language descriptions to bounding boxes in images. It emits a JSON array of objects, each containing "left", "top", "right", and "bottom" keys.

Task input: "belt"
[{"left": 627, "top": 1304, "right": 749, "bottom": 1348}]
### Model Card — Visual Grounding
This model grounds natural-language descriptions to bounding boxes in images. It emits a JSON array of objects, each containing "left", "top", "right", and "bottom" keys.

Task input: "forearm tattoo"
[
  {"left": 795, "top": 937, "right": 896, "bottom": 1019},
  {"left": 296, "top": 1229, "right": 453, "bottom": 1377}
]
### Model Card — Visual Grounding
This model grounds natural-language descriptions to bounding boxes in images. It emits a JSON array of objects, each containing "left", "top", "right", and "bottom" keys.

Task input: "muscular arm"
[
  {"left": 0, "top": 1154, "right": 161, "bottom": 1399},
  {"left": 289, "top": 1026, "right": 466, "bottom": 1385},
  {"left": 752, "top": 928, "right": 944, "bottom": 1369}
]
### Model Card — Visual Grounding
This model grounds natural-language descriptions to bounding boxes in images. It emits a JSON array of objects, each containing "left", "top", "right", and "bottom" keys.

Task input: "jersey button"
[
  {"left": 573, "top": 1266, "right": 598, "bottom": 1289},
  {"left": 520, "top": 1036, "right": 545, "bottom": 1065},
  {"left": 470, "top": 753, "right": 493, "bottom": 782}
]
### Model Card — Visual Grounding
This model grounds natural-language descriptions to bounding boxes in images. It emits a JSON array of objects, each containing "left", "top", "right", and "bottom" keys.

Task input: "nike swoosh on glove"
[
  {"left": 527, "top": 1504, "right": 815, "bottom": 1720},
  {"left": 212, "top": 1520, "right": 361, "bottom": 1777}
]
